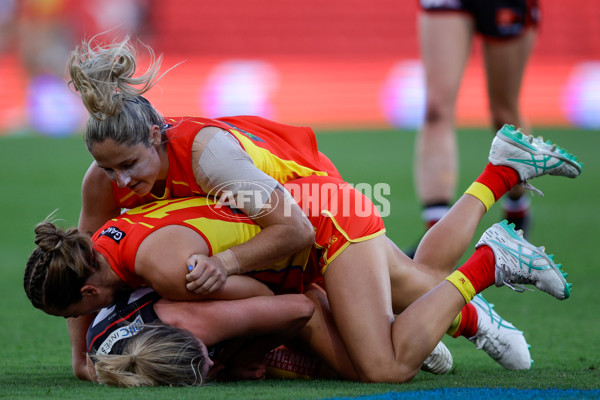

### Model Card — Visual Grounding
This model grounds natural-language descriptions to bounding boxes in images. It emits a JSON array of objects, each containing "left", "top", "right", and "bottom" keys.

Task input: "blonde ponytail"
[
  {"left": 68, "top": 36, "right": 174, "bottom": 150},
  {"left": 92, "top": 324, "right": 209, "bottom": 387},
  {"left": 68, "top": 36, "right": 163, "bottom": 120}
]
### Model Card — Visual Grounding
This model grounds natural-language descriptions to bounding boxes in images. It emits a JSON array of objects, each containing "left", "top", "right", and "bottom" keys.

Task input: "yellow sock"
[
  {"left": 445, "top": 270, "right": 477, "bottom": 303},
  {"left": 465, "top": 182, "right": 496, "bottom": 212}
]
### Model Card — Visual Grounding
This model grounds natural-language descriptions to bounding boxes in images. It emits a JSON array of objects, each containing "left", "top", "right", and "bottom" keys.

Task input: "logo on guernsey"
[
  {"left": 97, "top": 315, "right": 144, "bottom": 355},
  {"left": 99, "top": 226, "right": 126, "bottom": 244}
]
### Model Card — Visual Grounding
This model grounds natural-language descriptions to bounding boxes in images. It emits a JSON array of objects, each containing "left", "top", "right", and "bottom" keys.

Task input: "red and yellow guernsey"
[
  {"left": 112, "top": 116, "right": 341, "bottom": 209},
  {"left": 92, "top": 197, "right": 318, "bottom": 293}
]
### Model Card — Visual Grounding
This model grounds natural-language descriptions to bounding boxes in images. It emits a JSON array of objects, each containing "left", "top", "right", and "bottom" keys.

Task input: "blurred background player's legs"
[
  {"left": 411, "top": 7, "right": 538, "bottom": 257},
  {"left": 484, "top": 28, "right": 537, "bottom": 233},
  {"left": 411, "top": 12, "right": 475, "bottom": 256}
]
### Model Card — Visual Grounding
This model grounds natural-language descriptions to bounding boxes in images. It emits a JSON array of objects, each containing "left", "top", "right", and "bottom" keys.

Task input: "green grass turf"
[{"left": 0, "top": 127, "right": 599, "bottom": 399}]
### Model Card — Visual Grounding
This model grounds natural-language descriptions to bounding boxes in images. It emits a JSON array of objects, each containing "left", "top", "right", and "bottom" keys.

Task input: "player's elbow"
[{"left": 292, "top": 216, "right": 315, "bottom": 249}]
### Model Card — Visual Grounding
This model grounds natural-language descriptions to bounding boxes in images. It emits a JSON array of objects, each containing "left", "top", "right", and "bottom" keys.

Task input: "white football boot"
[
  {"left": 421, "top": 341, "right": 453, "bottom": 374},
  {"left": 489, "top": 124, "right": 582, "bottom": 195},
  {"left": 469, "top": 294, "right": 532, "bottom": 370},
  {"left": 477, "top": 220, "right": 571, "bottom": 300}
]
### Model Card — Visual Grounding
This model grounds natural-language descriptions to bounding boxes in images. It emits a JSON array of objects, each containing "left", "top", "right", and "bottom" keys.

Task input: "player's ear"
[
  {"left": 81, "top": 285, "right": 99, "bottom": 297},
  {"left": 149, "top": 125, "right": 162, "bottom": 146}
]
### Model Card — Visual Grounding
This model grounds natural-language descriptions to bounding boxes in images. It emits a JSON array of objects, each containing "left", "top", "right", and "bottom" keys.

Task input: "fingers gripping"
[{"left": 185, "top": 250, "right": 241, "bottom": 294}]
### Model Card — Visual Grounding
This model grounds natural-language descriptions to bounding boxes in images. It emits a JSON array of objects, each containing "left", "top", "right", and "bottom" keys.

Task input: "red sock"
[
  {"left": 475, "top": 163, "right": 520, "bottom": 201},
  {"left": 452, "top": 303, "right": 479, "bottom": 338},
  {"left": 457, "top": 246, "right": 496, "bottom": 293}
]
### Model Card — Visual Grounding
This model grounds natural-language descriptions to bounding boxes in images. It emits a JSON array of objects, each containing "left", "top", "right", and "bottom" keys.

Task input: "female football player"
[{"left": 25, "top": 125, "right": 579, "bottom": 382}]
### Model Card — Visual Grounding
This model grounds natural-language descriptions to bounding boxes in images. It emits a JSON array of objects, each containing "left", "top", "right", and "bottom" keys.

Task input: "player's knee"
[
  {"left": 424, "top": 101, "right": 453, "bottom": 125},
  {"left": 296, "top": 295, "right": 316, "bottom": 324},
  {"left": 357, "top": 360, "right": 419, "bottom": 383},
  {"left": 423, "top": 88, "right": 455, "bottom": 121}
]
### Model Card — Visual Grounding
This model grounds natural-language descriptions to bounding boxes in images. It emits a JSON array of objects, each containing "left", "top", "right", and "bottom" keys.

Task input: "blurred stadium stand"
[{"left": 1, "top": 0, "right": 599, "bottom": 135}]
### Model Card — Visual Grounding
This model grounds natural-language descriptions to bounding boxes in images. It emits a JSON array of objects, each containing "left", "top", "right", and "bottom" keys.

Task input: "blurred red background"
[{"left": 1, "top": 0, "right": 599, "bottom": 135}]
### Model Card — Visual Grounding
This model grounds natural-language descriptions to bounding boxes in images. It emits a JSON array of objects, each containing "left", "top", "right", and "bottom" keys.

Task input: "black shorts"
[{"left": 419, "top": 0, "right": 540, "bottom": 37}]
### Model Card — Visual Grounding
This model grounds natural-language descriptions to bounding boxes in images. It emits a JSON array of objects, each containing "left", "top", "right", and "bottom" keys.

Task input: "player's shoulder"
[
  {"left": 82, "top": 161, "right": 110, "bottom": 186},
  {"left": 81, "top": 163, "right": 114, "bottom": 202}
]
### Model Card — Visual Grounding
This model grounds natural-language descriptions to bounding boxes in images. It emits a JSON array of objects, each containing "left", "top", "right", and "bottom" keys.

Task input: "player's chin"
[{"left": 129, "top": 181, "right": 150, "bottom": 195}]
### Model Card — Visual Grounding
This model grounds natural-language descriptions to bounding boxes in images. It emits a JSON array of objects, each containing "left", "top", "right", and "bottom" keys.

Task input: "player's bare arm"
[
  {"left": 136, "top": 225, "right": 274, "bottom": 300},
  {"left": 186, "top": 127, "right": 314, "bottom": 293}
]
